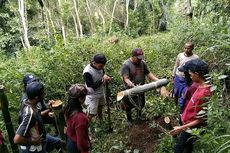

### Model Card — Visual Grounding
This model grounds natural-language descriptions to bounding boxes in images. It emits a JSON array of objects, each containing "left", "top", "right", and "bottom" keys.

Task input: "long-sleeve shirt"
[{"left": 66, "top": 112, "right": 90, "bottom": 152}]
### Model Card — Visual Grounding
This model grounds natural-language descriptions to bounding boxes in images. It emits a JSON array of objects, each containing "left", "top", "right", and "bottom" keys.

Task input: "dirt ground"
[{"left": 127, "top": 117, "right": 173, "bottom": 153}]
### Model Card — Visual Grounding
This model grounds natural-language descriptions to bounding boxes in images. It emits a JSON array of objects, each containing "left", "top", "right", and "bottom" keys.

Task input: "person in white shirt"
[{"left": 172, "top": 42, "right": 199, "bottom": 106}]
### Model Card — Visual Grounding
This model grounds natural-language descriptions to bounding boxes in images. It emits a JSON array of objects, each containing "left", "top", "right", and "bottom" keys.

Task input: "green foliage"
[
  {"left": 0, "top": 4, "right": 21, "bottom": 55},
  {"left": 0, "top": 0, "right": 229, "bottom": 152}
]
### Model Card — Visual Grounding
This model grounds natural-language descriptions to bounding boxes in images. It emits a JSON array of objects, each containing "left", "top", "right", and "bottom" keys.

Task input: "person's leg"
[
  {"left": 174, "top": 131, "right": 192, "bottom": 153},
  {"left": 136, "top": 94, "right": 145, "bottom": 121},
  {"left": 66, "top": 137, "right": 80, "bottom": 153},
  {"left": 46, "top": 134, "right": 62, "bottom": 152},
  {"left": 173, "top": 76, "right": 180, "bottom": 106},
  {"left": 183, "top": 135, "right": 197, "bottom": 153},
  {"left": 121, "top": 96, "right": 133, "bottom": 127},
  {"left": 97, "top": 105, "right": 103, "bottom": 121},
  {"left": 85, "top": 95, "right": 98, "bottom": 122}
]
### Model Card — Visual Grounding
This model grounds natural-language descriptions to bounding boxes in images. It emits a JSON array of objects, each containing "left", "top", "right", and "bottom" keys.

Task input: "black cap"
[
  {"left": 178, "top": 60, "right": 194, "bottom": 72},
  {"left": 92, "top": 54, "right": 107, "bottom": 64},
  {"left": 23, "top": 74, "right": 37, "bottom": 85},
  {"left": 132, "top": 48, "right": 144, "bottom": 60},
  {"left": 26, "top": 81, "right": 44, "bottom": 99},
  {"left": 179, "top": 59, "right": 209, "bottom": 77}
]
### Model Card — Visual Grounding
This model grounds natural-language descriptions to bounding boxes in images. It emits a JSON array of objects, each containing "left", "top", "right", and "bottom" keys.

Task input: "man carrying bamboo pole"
[{"left": 120, "top": 48, "right": 160, "bottom": 127}]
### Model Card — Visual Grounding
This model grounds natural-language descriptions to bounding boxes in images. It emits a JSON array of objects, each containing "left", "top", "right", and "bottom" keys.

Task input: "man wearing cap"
[
  {"left": 83, "top": 53, "right": 111, "bottom": 122},
  {"left": 21, "top": 74, "right": 47, "bottom": 113},
  {"left": 170, "top": 59, "right": 212, "bottom": 153},
  {"left": 20, "top": 74, "right": 57, "bottom": 130},
  {"left": 172, "top": 42, "right": 199, "bottom": 106},
  {"left": 14, "top": 82, "right": 47, "bottom": 153},
  {"left": 19, "top": 74, "right": 62, "bottom": 152},
  {"left": 120, "top": 48, "right": 159, "bottom": 127}
]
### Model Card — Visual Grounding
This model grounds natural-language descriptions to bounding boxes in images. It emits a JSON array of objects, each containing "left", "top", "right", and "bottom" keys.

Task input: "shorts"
[{"left": 85, "top": 95, "right": 105, "bottom": 115}]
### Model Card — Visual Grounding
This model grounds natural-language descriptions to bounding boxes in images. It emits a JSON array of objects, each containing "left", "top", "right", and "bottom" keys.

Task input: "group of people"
[
  {"left": 6, "top": 41, "right": 211, "bottom": 153},
  {"left": 170, "top": 42, "right": 212, "bottom": 153}
]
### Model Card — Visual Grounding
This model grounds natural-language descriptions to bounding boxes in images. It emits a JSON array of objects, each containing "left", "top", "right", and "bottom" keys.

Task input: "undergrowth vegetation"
[{"left": 0, "top": 0, "right": 229, "bottom": 152}]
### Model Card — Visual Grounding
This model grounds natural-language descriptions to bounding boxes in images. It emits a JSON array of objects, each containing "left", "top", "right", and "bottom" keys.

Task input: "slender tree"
[
  {"left": 18, "top": 0, "right": 30, "bottom": 48},
  {"left": 72, "top": 12, "right": 79, "bottom": 39},
  {"left": 73, "top": 0, "right": 83, "bottom": 37},
  {"left": 57, "top": 0, "right": 66, "bottom": 45},
  {"left": 109, "top": 0, "right": 118, "bottom": 35},
  {"left": 85, "top": 0, "right": 95, "bottom": 33},
  {"left": 184, "top": 0, "right": 193, "bottom": 19},
  {"left": 125, "top": 0, "right": 129, "bottom": 30}
]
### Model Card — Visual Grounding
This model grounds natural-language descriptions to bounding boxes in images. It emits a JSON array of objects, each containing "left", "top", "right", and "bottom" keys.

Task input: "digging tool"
[{"left": 105, "top": 83, "right": 113, "bottom": 133}]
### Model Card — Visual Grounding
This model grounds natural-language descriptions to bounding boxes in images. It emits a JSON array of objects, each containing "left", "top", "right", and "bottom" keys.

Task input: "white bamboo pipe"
[{"left": 117, "top": 78, "right": 169, "bottom": 101}]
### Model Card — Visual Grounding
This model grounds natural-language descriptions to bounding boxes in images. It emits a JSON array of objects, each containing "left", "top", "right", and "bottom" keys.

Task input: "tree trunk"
[
  {"left": 85, "top": 0, "right": 95, "bottom": 33},
  {"left": 109, "top": 0, "right": 119, "bottom": 35},
  {"left": 42, "top": 0, "right": 56, "bottom": 35},
  {"left": 18, "top": 0, "right": 30, "bottom": 48},
  {"left": 184, "top": 0, "right": 193, "bottom": 19},
  {"left": 125, "top": 0, "right": 129, "bottom": 30},
  {"left": 134, "top": 0, "right": 138, "bottom": 11},
  {"left": 57, "top": 0, "right": 66, "bottom": 45},
  {"left": 117, "top": 79, "right": 169, "bottom": 101},
  {"left": 72, "top": 13, "right": 79, "bottom": 39},
  {"left": 158, "top": 0, "right": 167, "bottom": 31},
  {"left": 0, "top": 86, "right": 19, "bottom": 153},
  {"left": 98, "top": 8, "right": 105, "bottom": 33},
  {"left": 73, "top": 0, "right": 83, "bottom": 37}
]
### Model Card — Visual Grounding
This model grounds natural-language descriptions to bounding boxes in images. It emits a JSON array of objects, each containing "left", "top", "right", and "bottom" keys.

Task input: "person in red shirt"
[
  {"left": 64, "top": 84, "right": 91, "bottom": 153},
  {"left": 177, "top": 60, "right": 199, "bottom": 125},
  {"left": 170, "top": 59, "right": 212, "bottom": 153}
]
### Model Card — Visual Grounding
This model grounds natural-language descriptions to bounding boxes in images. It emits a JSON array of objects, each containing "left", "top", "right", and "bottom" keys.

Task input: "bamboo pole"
[
  {"left": 0, "top": 85, "right": 19, "bottom": 153},
  {"left": 117, "top": 79, "right": 169, "bottom": 101}
]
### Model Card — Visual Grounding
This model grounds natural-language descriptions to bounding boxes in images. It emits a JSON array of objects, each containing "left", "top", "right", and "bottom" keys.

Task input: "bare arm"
[
  {"left": 147, "top": 72, "right": 159, "bottom": 81},
  {"left": 14, "top": 134, "right": 43, "bottom": 146},
  {"left": 123, "top": 75, "right": 135, "bottom": 88},
  {"left": 169, "top": 119, "right": 204, "bottom": 136},
  {"left": 172, "top": 56, "right": 180, "bottom": 77},
  {"left": 41, "top": 109, "right": 51, "bottom": 117}
]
